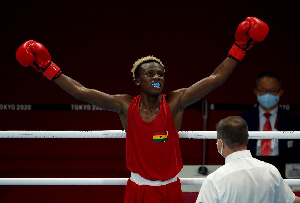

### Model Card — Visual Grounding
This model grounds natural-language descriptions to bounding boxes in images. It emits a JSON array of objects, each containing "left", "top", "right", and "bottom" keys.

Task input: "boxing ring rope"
[
  {"left": 1, "top": 178, "right": 300, "bottom": 186},
  {"left": 0, "top": 130, "right": 299, "bottom": 139},
  {"left": 1, "top": 130, "right": 300, "bottom": 186}
]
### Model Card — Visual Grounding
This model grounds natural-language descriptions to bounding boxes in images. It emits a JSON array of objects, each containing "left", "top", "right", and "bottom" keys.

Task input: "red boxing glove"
[
  {"left": 16, "top": 40, "right": 61, "bottom": 80},
  {"left": 228, "top": 17, "right": 269, "bottom": 62}
]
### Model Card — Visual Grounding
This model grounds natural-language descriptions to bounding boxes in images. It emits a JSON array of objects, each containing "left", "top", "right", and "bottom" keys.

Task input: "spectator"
[{"left": 240, "top": 71, "right": 300, "bottom": 178}]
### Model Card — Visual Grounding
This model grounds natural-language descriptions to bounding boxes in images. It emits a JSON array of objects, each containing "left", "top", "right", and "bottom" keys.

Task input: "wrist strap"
[
  {"left": 42, "top": 62, "right": 62, "bottom": 80},
  {"left": 228, "top": 44, "right": 247, "bottom": 62}
]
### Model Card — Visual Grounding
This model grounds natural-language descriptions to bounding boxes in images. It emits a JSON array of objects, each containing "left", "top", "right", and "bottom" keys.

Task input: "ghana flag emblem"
[{"left": 153, "top": 131, "right": 168, "bottom": 142}]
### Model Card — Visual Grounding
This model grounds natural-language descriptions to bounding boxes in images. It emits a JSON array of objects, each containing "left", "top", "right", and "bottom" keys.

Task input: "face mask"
[
  {"left": 216, "top": 139, "right": 224, "bottom": 157},
  {"left": 257, "top": 94, "right": 279, "bottom": 109}
]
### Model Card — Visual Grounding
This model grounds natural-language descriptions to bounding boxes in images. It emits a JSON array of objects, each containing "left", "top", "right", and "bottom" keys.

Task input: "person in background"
[
  {"left": 196, "top": 116, "right": 300, "bottom": 203},
  {"left": 240, "top": 71, "right": 300, "bottom": 178}
]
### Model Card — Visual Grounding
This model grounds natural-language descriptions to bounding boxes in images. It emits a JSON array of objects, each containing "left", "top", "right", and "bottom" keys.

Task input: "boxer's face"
[{"left": 135, "top": 62, "right": 165, "bottom": 95}]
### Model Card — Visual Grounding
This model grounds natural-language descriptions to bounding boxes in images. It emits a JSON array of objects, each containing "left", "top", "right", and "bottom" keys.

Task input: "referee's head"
[{"left": 216, "top": 116, "right": 249, "bottom": 151}]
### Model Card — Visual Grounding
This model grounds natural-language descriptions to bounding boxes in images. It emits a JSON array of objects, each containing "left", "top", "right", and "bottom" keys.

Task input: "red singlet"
[{"left": 126, "top": 95, "right": 183, "bottom": 181}]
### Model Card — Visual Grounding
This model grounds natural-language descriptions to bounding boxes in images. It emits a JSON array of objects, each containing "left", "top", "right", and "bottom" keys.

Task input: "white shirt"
[
  {"left": 257, "top": 105, "right": 279, "bottom": 156},
  {"left": 196, "top": 150, "right": 295, "bottom": 203}
]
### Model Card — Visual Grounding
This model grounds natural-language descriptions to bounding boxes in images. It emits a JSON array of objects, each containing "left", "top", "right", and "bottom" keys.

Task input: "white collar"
[
  {"left": 258, "top": 105, "right": 278, "bottom": 117},
  {"left": 225, "top": 150, "right": 252, "bottom": 164}
]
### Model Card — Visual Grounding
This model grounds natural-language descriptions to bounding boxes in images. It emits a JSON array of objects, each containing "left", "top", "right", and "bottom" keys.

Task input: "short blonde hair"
[{"left": 131, "top": 56, "right": 164, "bottom": 79}]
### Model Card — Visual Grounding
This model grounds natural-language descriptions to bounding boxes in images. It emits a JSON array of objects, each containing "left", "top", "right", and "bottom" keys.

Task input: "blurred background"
[{"left": 1, "top": 0, "right": 299, "bottom": 202}]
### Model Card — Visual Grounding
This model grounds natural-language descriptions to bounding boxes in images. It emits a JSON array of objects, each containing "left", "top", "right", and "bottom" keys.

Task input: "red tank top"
[{"left": 126, "top": 94, "right": 183, "bottom": 181}]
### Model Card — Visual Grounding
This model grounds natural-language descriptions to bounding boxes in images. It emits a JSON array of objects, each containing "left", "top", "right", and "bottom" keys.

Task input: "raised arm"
[
  {"left": 178, "top": 17, "right": 269, "bottom": 109},
  {"left": 179, "top": 57, "right": 237, "bottom": 109},
  {"left": 54, "top": 74, "right": 132, "bottom": 112},
  {"left": 16, "top": 40, "right": 132, "bottom": 113}
]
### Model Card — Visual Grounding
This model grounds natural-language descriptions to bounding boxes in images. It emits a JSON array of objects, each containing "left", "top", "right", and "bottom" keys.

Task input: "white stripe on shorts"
[{"left": 130, "top": 172, "right": 178, "bottom": 186}]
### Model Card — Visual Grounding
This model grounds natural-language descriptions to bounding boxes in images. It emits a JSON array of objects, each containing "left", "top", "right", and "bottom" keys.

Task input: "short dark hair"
[
  {"left": 256, "top": 71, "right": 282, "bottom": 88},
  {"left": 216, "top": 116, "right": 249, "bottom": 150}
]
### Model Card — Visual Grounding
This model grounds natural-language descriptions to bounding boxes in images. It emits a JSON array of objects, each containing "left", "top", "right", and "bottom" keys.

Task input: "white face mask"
[{"left": 216, "top": 139, "right": 224, "bottom": 157}]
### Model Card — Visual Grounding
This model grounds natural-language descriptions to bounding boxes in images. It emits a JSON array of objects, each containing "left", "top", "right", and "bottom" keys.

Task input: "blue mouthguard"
[{"left": 152, "top": 83, "right": 161, "bottom": 87}]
